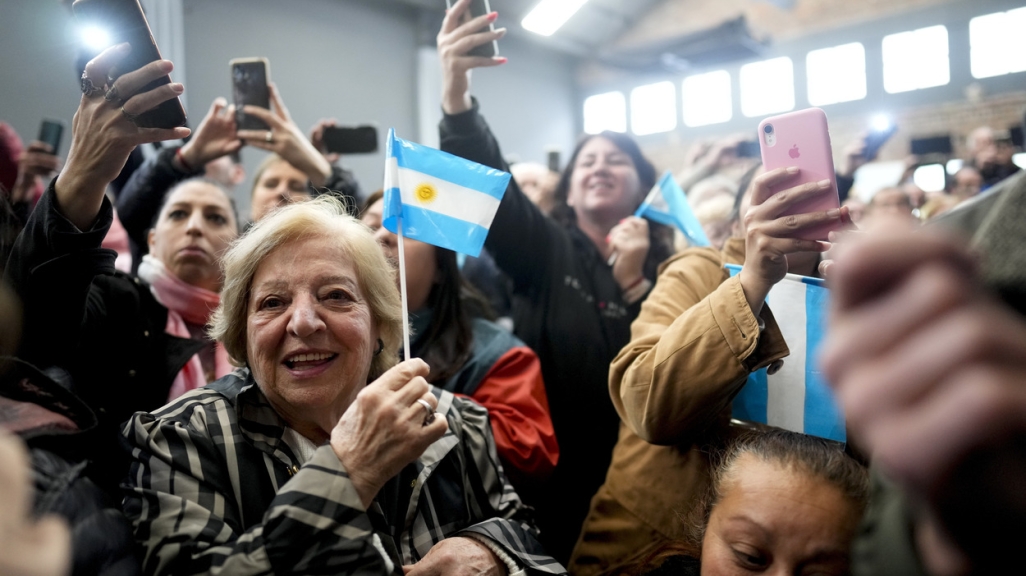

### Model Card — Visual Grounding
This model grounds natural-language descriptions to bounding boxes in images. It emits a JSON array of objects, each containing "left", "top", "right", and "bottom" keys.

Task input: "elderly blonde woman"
[{"left": 122, "top": 195, "right": 563, "bottom": 575}]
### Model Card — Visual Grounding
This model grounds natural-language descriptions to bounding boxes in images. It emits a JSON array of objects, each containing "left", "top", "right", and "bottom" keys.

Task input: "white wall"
[
  {"left": 0, "top": 0, "right": 82, "bottom": 158},
  {"left": 0, "top": 0, "right": 580, "bottom": 214},
  {"left": 182, "top": 0, "right": 421, "bottom": 215}
]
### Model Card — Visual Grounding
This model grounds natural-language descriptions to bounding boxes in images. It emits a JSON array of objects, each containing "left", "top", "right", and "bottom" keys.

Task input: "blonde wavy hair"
[{"left": 209, "top": 195, "right": 402, "bottom": 380}]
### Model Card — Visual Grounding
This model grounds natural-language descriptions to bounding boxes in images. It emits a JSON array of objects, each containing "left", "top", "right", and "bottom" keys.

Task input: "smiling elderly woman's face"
[{"left": 245, "top": 234, "right": 380, "bottom": 434}]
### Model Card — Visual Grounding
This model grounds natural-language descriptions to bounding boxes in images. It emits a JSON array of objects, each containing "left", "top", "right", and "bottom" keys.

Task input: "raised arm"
[
  {"left": 436, "top": 0, "right": 564, "bottom": 289},
  {"left": 117, "top": 97, "right": 241, "bottom": 248},
  {"left": 613, "top": 168, "right": 851, "bottom": 445},
  {"left": 54, "top": 44, "right": 190, "bottom": 231},
  {"left": 610, "top": 248, "right": 789, "bottom": 445},
  {"left": 3, "top": 44, "right": 190, "bottom": 367}
]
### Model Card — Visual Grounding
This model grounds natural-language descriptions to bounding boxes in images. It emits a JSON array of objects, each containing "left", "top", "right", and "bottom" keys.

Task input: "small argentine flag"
[
  {"left": 635, "top": 171, "right": 710, "bottom": 248},
  {"left": 725, "top": 264, "right": 846, "bottom": 442},
  {"left": 382, "top": 129, "right": 511, "bottom": 257}
]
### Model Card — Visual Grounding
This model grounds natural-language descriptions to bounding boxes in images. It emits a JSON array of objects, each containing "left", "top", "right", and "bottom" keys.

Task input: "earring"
[{"left": 374, "top": 339, "right": 384, "bottom": 356}]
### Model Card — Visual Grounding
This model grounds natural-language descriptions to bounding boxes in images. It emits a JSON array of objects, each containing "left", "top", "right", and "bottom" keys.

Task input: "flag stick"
[{"left": 396, "top": 214, "right": 412, "bottom": 361}]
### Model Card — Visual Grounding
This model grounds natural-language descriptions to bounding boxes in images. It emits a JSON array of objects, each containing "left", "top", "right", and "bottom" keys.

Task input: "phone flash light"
[
  {"left": 871, "top": 115, "right": 892, "bottom": 133},
  {"left": 79, "top": 25, "right": 113, "bottom": 51}
]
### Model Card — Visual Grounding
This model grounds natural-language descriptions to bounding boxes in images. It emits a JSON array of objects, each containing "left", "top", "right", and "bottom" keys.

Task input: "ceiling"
[{"left": 374, "top": 0, "right": 666, "bottom": 58}]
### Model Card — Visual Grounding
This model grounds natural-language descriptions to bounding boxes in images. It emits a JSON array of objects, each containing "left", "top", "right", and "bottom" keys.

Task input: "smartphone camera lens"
[{"left": 764, "top": 124, "right": 774, "bottom": 134}]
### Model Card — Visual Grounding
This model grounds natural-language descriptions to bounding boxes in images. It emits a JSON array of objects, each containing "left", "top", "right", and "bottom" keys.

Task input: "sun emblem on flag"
[{"left": 415, "top": 183, "right": 437, "bottom": 203}]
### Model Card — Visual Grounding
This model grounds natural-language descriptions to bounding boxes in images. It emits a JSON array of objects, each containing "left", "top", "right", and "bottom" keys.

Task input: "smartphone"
[
  {"left": 1009, "top": 126, "right": 1024, "bottom": 148},
  {"left": 862, "top": 122, "right": 898, "bottom": 161},
  {"left": 72, "top": 0, "right": 187, "bottom": 129},
  {"left": 322, "top": 126, "right": 378, "bottom": 154},
  {"left": 736, "top": 140, "right": 761, "bottom": 158},
  {"left": 230, "top": 58, "right": 271, "bottom": 131},
  {"left": 38, "top": 120, "right": 64, "bottom": 153},
  {"left": 445, "top": 0, "right": 498, "bottom": 58},
  {"left": 910, "top": 135, "right": 952, "bottom": 156},
  {"left": 758, "top": 107, "right": 840, "bottom": 241},
  {"left": 547, "top": 149, "right": 561, "bottom": 173}
]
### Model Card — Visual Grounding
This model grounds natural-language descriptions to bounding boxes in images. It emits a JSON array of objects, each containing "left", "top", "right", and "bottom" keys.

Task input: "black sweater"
[{"left": 440, "top": 101, "right": 663, "bottom": 561}]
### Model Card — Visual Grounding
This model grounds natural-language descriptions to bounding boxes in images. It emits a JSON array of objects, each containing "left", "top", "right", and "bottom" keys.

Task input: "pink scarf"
[{"left": 137, "top": 255, "right": 232, "bottom": 401}]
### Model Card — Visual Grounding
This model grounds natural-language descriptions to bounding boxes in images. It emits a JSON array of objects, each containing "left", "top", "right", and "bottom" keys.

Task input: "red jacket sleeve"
[{"left": 465, "top": 346, "right": 559, "bottom": 487}]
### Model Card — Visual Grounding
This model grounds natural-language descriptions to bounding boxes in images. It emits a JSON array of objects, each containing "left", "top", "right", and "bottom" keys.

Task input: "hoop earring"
[{"left": 374, "top": 339, "right": 384, "bottom": 356}]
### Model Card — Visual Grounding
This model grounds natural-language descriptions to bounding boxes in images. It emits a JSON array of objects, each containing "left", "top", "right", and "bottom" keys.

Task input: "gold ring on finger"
[{"left": 265, "top": 130, "right": 274, "bottom": 143}]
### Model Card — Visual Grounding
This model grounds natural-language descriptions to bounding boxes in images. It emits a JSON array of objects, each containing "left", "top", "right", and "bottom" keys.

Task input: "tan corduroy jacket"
[{"left": 603, "top": 237, "right": 791, "bottom": 542}]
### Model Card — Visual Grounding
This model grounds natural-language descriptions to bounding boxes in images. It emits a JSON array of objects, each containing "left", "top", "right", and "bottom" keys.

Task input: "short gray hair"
[{"left": 209, "top": 195, "right": 402, "bottom": 380}]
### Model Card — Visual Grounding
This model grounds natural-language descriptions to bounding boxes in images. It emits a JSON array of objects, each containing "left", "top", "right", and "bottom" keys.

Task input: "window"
[
  {"left": 740, "top": 57, "right": 795, "bottom": 118},
  {"left": 970, "top": 8, "right": 1026, "bottom": 79},
  {"left": 682, "top": 70, "right": 732, "bottom": 127},
  {"left": 882, "top": 25, "right": 950, "bottom": 93},
  {"left": 630, "top": 82, "right": 677, "bottom": 136},
  {"left": 583, "top": 92, "right": 627, "bottom": 134},
  {"left": 806, "top": 43, "right": 867, "bottom": 106}
]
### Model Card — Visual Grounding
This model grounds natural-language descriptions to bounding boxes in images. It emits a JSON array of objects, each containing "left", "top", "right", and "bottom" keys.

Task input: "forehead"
[
  {"left": 259, "top": 160, "right": 308, "bottom": 182},
  {"left": 578, "top": 136, "right": 628, "bottom": 157},
  {"left": 715, "top": 454, "right": 856, "bottom": 538},
  {"left": 164, "top": 182, "right": 232, "bottom": 211},
  {"left": 361, "top": 198, "right": 384, "bottom": 221},
  {"left": 251, "top": 234, "right": 357, "bottom": 289}
]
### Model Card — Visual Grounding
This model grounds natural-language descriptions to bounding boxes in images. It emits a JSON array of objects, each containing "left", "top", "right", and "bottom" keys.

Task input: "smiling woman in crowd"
[
  {"left": 124, "top": 194, "right": 562, "bottom": 575},
  {"left": 436, "top": 0, "right": 675, "bottom": 559}
]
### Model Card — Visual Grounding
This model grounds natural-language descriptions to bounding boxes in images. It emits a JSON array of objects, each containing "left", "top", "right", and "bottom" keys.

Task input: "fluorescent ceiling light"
[{"left": 522, "top": 0, "right": 590, "bottom": 37}]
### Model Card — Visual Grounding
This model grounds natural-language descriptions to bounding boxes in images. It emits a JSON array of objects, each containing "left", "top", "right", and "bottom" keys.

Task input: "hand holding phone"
[
  {"left": 438, "top": 0, "right": 507, "bottom": 116},
  {"left": 72, "top": 0, "right": 187, "bottom": 129},
  {"left": 445, "top": 0, "right": 499, "bottom": 58},
  {"left": 758, "top": 107, "right": 841, "bottom": 241}
]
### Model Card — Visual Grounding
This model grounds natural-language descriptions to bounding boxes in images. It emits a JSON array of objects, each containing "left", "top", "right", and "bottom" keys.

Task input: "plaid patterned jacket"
[{"left": 122, "top": 370, "right": 567, "bottom": 575}]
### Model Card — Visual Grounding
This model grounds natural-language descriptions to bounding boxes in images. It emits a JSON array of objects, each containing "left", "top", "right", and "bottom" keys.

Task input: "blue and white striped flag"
[
  {"left": 635, "top": 171, "right": 709, "bottom": 247},
  {"left": 725, "top": 264, "right": 845, "bottom": 442},
  {"left": 383, "top": 129, "right": 511, "bottom": 257}
]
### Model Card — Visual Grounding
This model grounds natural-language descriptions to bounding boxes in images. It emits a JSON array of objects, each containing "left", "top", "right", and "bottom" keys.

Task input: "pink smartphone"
[{"left": 758, "top": 107, "right": 839, "bottom": 241}]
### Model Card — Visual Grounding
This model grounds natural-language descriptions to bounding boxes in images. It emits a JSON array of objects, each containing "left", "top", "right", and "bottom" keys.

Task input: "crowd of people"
[{"left": 2, "top": 0, "right": 1025, "bottom": 575}]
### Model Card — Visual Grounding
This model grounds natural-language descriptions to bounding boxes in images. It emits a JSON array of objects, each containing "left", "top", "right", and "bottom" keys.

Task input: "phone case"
[
  {"left": 758, "top": 107, "right": 839, "bottom": 241},
  {"left": 230, "top": 58, "right": 271, "bottom": 131}
]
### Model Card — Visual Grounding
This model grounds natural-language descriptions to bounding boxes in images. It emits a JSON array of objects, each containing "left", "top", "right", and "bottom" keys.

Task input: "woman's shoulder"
[
  {"left": 657, "top": 245, "right": 728, "bottom": 274},
  {"left": 132, "top": 372, "right": 247, "bottom": 428},
  {"left": 432, "top": 387, "right": 490, "bottom": 437}
]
